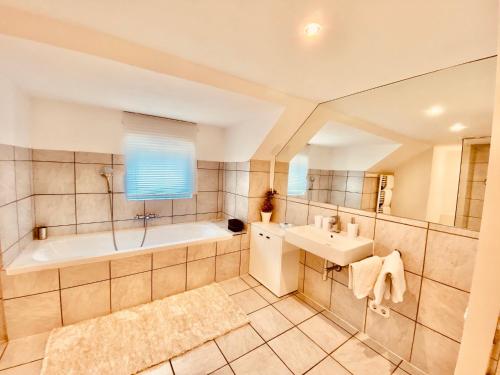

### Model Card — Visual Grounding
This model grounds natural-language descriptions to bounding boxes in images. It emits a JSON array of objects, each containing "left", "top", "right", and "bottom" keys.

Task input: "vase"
[{"left": 261, "top": 211, "right": 272, "bottom": 223}]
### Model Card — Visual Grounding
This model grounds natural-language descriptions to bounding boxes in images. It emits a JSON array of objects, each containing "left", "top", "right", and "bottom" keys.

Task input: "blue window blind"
[
  {"left": 288, "top": 153, "right": 308, "bottom": 196},
  {"left": 123, "top": 113, "right": 197, "bottom": 201}
]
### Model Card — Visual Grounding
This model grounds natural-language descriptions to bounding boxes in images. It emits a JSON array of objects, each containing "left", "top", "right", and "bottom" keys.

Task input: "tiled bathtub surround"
[
  {"left": 272, "top": 194, "right": 478, "bottom": 375},
  {"left": 0, "top": 143, "right": 36, "bottom": 343},
  {"left": 0, "top": 232, "right": 250, "bottom": 339},
  {"left": 31, "top": 149, "right": 224, "bottom": 236},
  {"left": 222, "top": 160, "right": 270, "bottom": 223}
]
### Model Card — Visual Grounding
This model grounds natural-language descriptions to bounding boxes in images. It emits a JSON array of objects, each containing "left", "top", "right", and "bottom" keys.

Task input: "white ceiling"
[
  {"left": 0, "top": 35, "right": 283, "bottom": 129},
  {"left": 326, "top": 57, "right": 497, "bottom": 144},
  {"left": 309, "top": 121, "right": 398, "bottom": 147},
  {"left": 0, "top": 0, "right": 496, "bottom": 101}
]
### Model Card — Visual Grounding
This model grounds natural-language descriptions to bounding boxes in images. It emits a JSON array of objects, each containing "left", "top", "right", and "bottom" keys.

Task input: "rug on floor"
[{"left": 42, "top": 283, "right": 249, "bottom": 375}]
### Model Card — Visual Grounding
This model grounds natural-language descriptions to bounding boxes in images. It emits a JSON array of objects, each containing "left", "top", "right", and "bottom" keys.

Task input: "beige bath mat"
[{"left": 42, "top": 283, "right": 249, "bottom": 375}]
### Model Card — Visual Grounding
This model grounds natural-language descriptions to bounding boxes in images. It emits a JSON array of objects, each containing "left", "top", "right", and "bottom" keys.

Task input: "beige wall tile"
[
  {"left": 423, "top": 230, "right": 477, "bottom": 291},
  {"left": 303, "top": 267, "right": 332, "bottom": 308},
  {"left": 4, "top": 291, "right": 61, "bottom": 339},
  {"left": 15, "top": 161, "right": 33, "bottom": 200},
  {"left": 307, "top": 205, "right": 337, "bottom": 225},
  {"left": 145, "top": 199, "right": 173, "bottom": 218},
  {"left": 240, "top": 249, "right": 249, "bottom": 274},
  {"left": 172, "top": 214, "right": 196, "bottom": 224},
  {"left": 197, "top": 160, "right": 220, "bottom": 170},
  {"left": 152, "top": 264, "right": 186, "bottom": 300},
  {"left": 346, "top": 176, "right": 364, "bottom": 193},
  {"left": 338, "top": 212, "right": 375, "bottom": 239},
  {"left": 384, "top": 271, "right": 421, "bottom": 320},
  {"left": 111, "top": 271, "right": 151, "bottom": 311},
  {"left": 197, "top": 169, "right": 219, "bottom": 192},
  {"left": 249, "top": 172, "right": 269, "bottom": 198},
  {"left": 330, "top": 191, "right": 346, "bottom": 206},
  {"left": 247, "top": 197, "right": 262, "bottom": 223},
  {"left": 60, "top": 261, "right": 110, "bottom": 288},
  {"left": 0, "top": 202, "right": 19, "bottom": 250},
  {"left": 250, "top": 160, "right": 270, "bottom": 172},
  {"left": 374, "top": 219, "right": 427, "bottom": 275},
  {"left": 236, "top": 171, "right": 250, "bottom": 196},
  {"left": 32, "top": 149, "right": 74, "bottom": 162},
  {"left": 273, "top": 172, "right": 288, "bottom": 197},
  {"left": 1, "top": 269, "right": 59, "bottom": 299},
  {"left": 305, "top": 252, "right": 324, "bottom": 273},
  {"left": 365, "top": 308, "right": 415, "bottom": 360},
  {"left": 0, "top": 161, "right": 16, "bottom": 206},
  {"left": 61, "top": 280, "right": 110, "bottom": 324},
  {"left": 33, "top": 162, "right": 75, "bottom": 194},
  {"left": 330, "top": 281, "right": 366, "bottom": 331},
  {"left": 75, "top": 163, "right": 110, "bottom": 193},
  {"left": 270, "top": 197, "right": 286, "bottom": 224},
  {"left": 223, "top": 192, "right": 236, "bottom": 217},
  {"left": 112, "top": 154, "right": 124, "bottom": 165},
  {"left": 187, "top": 242, "right": 216, "bottom": 262},
  {"left": 77, "top": 221, "right": 112, "bottom": 234},
  {"left": 110, "top": 254, "right": 152, "bottom": 278},
  {"left": 216, "top": 236, "right": 241, "bottom": 255},
  {"left": 235, "top": 195, "right": 249, "bottom": 222},
  {"left": 224, "top": 170, "right": 237, "bottom": 193},
  {"left": 285, "top": 201, "right": 308, "bottom": 226},
  {"left": 46, "top": 224, "right": 76, "bottom": 236},
  {"left": 411, "top": 324, "right": 460, "bottom": 375},
  {"left": 344, "top": 192, "right": 362, "bottom": 209},
  {"left": 76, "top": 194, "right": 110, "bottom": 224},
  {"left": 75, "top": 152, "right": 111, "bottom": 164},
  {"left": 17, "top": 197, "right": 34, "bottom": 239},
  {"left": 0, "top": 144, "right": 14, "bottom": 160},
  {"left": 186, "top": 257, "right": 215, "bottom": 290},
  {"left": 172, "top": 197, "right": 196, "bottom": 216},
  {"left": 216, "top": 252, "right": 240, "bottom": 282},
  {"left": 35, "top": 194, "right": 76, "bottom": 226},
  {"left": 112, "top": 164, "right": 124, "bottom": 193},
  {"left": 417, "top": 279, "right": 469, "bottom": 342},
  {"left": 197, "top": 192, "right": 218, "bottom": 213},
  {"left": 113, "top": 193, "right": 144, "bottom": 221},
  {"left": 153, "top": 247, "right": 187, "bottom": 269}
]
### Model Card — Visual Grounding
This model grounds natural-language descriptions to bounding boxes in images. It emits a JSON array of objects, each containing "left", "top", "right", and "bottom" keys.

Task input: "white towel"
[
  {"left": 373, "top": 251, "right": 406, "bottom": 305},
  {"left": 348, "top": 256, "right": 383, "bottom": 299}
]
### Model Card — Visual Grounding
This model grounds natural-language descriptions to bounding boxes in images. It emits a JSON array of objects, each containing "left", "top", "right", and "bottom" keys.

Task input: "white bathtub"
[{"left": 6, "top": 221, "right": 233, "bottom": 275}]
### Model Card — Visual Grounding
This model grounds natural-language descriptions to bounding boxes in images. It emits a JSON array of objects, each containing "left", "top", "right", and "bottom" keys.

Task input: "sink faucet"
[
  {"left": 135, "top": 213, "right": 159, "bottom": 220},
  {"left": 329, "top": 215, "right": 341, "bottom": 233}
]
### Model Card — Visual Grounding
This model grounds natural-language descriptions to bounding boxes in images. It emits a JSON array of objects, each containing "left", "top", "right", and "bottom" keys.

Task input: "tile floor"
[{"left": 0, "top": 275, "right": 419, "bottom": 375}]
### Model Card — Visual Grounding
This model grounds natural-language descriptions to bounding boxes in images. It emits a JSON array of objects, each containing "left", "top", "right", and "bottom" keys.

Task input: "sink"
[{"left": 284, "top": 225, "right": 373, "bottom": 266}]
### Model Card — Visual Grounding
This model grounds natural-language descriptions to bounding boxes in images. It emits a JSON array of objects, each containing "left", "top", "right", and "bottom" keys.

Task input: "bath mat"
[{"left": 41, "top": 283, "right": 249, "bottom": 375}]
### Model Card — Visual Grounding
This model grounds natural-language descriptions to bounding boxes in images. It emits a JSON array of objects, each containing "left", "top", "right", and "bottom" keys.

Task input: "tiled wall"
[
  {"left": 487, "top": 317, "right": 500, "bottom": 374},
  {"left": 31, "top": 149, "right": 224, "bottom": 236},
  {"left": 0, "top": 144, "right": 36, "bottom": 343},
  {"left": 456, "top": 143, "right": 489, "bottom": 231},
  {"left": 0, "top": 232, "right": 250, "bottom": 339},
  {"left": 271, "top": 193, "right": 478, "bottom": 375},
  {"left": 222, "top": 160, "right": 270, "bottom": 223}
]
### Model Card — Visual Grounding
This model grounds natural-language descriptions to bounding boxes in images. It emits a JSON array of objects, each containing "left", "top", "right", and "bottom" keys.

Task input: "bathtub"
[{"left": 6, "top": 221, "right": 233, "bottom": 275}]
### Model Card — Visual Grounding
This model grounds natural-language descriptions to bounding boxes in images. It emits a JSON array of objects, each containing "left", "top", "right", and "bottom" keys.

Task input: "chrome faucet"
[
  {"left": 329, "top": 215, "right": 341, "bottom": 233},
  {"left": 135, "top": 213, "right": 159, "bottom": 220}
]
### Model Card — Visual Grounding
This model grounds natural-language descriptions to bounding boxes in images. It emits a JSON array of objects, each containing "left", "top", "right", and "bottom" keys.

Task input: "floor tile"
[
  {"left": 298, "top": 315, "right": 351, "bottom": 353},
  {"left": 268, "top": 327, "right": 326, "bottom": 375},
  {"left": 171, "top": 341, "right": 226, "bottom": 375},
  {"left": 0, "top": 332, "right": 49, "bottom": 370},
  {"left": 219, "top": 277, "right": 250, "bottom": 295},
  {"left": 210, "top": 365, "right": 234, "bottom": 374},
  {"left": 230, "top": 344, "right": 292, "bottom": 375},
  {"left": 230, "top": 289, "right": 268, "bottom": 314},
  {"left": 240, "top": 274, "right": 260, "bottom": 287},
  {"left": 320, "top": 310, "right": 358, "bottom": 335},
  {"left": 139, "top": 361, "right": 174, "bottom": 374},
  {"left": 215, "top": 325, "right": 264, "bottom": 362},
  {"left": 306, "top": 357, "right": 350, "bottom": 375},
  {"left": 249, "top": 306, "right": 293, "bottom": 341},
  {"left": 253, "top": 285, "right": 287, "bottom": 304},
  {"left": 0, "top": 360, "right": 42, "bottom": 374},
  {"left": 393, "top": 368, "right": 411, "bottom": 375},
  {"left": 355, "top": 332, "right": 402, "bottom": 365},
  {"left": 332, "top": 337, "right": 396, "bottom": 375},
  {"left": 273, "top": 296, "right": 317, "bottom": 325}
]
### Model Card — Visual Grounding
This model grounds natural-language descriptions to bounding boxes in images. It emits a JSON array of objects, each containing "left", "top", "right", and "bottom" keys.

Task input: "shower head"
[{"left": 99, "top": 167, "right": 114, "bottom": 193}]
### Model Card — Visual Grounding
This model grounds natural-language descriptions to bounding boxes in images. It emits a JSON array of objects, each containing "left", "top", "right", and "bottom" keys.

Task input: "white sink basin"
[{"left": 284, "top": 225, "right": 373, "bottom": 266}]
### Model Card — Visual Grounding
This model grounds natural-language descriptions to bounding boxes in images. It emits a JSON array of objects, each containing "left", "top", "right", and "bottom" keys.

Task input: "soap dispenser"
[{"left": 347, "top": 217, "right": 359, "bottom": 238}]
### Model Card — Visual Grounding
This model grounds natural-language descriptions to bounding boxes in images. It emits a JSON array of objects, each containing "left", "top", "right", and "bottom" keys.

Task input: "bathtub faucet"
[{"left": 135, "top": 213, "right": 159, "bottom": 220}]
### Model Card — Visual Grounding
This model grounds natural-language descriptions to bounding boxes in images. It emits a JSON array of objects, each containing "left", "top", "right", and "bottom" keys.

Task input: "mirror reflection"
[{"left": 277, "top": 57, "right": 496, "bottom": 231}]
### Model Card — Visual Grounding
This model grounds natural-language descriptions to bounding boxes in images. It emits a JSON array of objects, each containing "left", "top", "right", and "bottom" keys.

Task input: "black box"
[{"left": 228, "top": 218, "right": 244, "bottom": 232}]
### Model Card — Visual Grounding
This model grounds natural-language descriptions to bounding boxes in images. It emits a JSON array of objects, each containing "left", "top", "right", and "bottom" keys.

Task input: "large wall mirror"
[{"left": 276, "top": 57, "right": 496, "bottom": 231}]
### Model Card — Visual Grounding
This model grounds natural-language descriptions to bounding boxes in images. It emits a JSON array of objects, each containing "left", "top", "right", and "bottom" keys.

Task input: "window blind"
[
  {"left": 123, "top": 112, "right": 197, "bottom": 201},
  {"left": 288, "top": 153, "right": 308, "bottom": 196}
]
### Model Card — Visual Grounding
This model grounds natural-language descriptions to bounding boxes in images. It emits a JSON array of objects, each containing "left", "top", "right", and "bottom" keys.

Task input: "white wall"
[
  {"left": 31, "top": 98, "right": 227, "bottom": 161},
  {"left": 391, "top": 148, "right": 434, "bottom": 221},
  {"left": 425, "top": 144, "right": 462, "bottom": 225},
  {"left": 0, "top": 77, "right": 32, "bottom": 147}
]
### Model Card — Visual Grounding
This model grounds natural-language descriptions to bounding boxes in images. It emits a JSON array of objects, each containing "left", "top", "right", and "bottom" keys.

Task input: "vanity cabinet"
[{"left": 249, "top": 222, "right": 299, "bottom": 297}]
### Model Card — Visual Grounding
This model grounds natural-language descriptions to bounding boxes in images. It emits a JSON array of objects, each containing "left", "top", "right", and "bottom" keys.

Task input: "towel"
[
  {"left": 348, "top": 256, "right": 383, "bottom": 299},
  {"left": 373, "top": 251, "right": 406, "bottom": 305}
]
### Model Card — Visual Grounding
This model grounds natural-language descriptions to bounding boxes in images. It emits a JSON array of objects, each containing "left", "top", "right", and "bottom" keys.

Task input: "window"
[
  {"left": 123, "top": 113, "right": 197, "bottom": 201},
  {"left": 287, "top": 153, "right": 308, "bottom": 196}
]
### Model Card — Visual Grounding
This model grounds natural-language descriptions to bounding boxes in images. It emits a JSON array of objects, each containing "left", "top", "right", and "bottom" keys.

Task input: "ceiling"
[
  {"left": 309, "top": 121, "right": 397, "bottom": 147},
  {"left": 0, "top": 35, "right": 283, "bottom": 130},
  {"left": 0, "top": 0, "right": 496, "bottom": 101},
  {"left": 325, "top": 57, "right": 497, "bottom": 144}
]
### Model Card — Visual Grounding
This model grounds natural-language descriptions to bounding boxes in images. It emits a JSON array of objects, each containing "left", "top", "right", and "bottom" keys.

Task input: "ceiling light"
[
  {"left": 424, "top": 105, "right": 444, "bottom": 117},
  {"left": 304, "top": 23, "right": 321, "bottom": 36},
  {"left": 450, "top": 123, "right": 467, "bottom": 132}
]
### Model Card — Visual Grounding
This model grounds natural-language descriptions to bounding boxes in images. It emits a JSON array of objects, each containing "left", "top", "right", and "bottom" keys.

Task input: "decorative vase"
[{"left": 261, "top": 211, "right": 272, "bottom": 223}]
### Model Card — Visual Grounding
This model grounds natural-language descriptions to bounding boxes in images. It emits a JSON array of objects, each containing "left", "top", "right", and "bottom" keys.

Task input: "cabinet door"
[
  {"left": 249, "top": 229, "right": 267, "bottom": 282},
  {"left": 250, "top": 229, "right": 283, "bottom": 294}
]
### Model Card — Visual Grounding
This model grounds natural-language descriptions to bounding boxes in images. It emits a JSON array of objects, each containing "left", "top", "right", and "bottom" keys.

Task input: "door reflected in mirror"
[{"left": 277, "top": 57, "right": 496, "bottom": 231}]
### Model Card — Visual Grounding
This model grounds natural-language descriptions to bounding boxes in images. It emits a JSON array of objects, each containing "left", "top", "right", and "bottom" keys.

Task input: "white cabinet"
[{"left": 249, "top": 222, "right": 299, "bottom": 297}]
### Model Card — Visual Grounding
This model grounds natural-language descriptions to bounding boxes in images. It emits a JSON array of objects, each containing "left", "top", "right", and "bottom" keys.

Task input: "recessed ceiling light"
[
  {"left": 305, "top": 23, "right": 321, "bottom": 36},
  {"left": 450, "top": 123, "right": 467, "bottom": 132},
  {"left": 424, "top": 105, "right": 444, "bottom": 117}
]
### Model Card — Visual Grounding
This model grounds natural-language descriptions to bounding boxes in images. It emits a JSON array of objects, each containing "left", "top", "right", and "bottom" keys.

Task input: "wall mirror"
[{"left": 276, "top": 57, "right": 496, "bottom": 231}]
